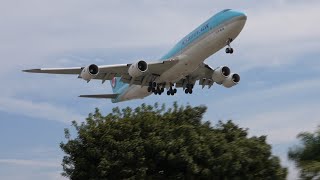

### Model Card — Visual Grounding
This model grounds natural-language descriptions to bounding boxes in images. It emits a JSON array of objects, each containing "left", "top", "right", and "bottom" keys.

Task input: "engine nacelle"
[
  {"left": 223, "top": 73, "right": 240, "bottom": 88},
  {"left": 128, "top": 60, "right": 148, "bottom": 78},
  {"left": 212, "top": 66, "right": 231, "bottom": 84},
  {"left": 80, "top": 64, "right": 99, "bottom": 81}
]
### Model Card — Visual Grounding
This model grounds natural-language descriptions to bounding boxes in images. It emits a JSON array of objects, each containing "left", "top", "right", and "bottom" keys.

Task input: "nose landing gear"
[{"left": 225, "top": 38, "right": 234, "bottom": 54}]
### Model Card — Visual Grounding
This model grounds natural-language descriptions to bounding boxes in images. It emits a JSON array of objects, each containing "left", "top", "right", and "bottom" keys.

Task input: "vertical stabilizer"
[{"left": 110, "top": 77, "right": 125, "bottom": 94}]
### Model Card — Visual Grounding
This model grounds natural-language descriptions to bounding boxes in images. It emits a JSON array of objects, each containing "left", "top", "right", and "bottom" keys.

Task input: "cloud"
[
  {"left": 244, "top": 3, "right": 320, "bottom": 45},
  {"left": 240, "top": 103, "right": 320, "bottom": 144},
  {"left": 0, "top": 97, "right": 85, "bottom": 123},
  {"left": 208, "top": 78, "right": 320, "bottom": 111},
  {"left": 0, "top": 148, "right": 66, "bottom": 180},
  {"left": 0, "top": 163, "right": 66, "bottom": 180},
  {"left": 0, "top": 171, "right": 66, "bottom": 180},
  {"left": 229, "top": 1, "right": 320, "bottom": 71},
  {"left": 0, "top": 159, "right": 60, "bottom": 168},
  {"left": 1, "top": 0, "right": 319, "bottom": 74},
  {"left": 205, "top": 77, "right": 320, "bottom": 144}
]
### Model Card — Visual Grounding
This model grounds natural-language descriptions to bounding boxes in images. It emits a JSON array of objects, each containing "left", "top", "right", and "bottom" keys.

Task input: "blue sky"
[{"left": 1, "top": 0, "right": 320, "bottom": 179}]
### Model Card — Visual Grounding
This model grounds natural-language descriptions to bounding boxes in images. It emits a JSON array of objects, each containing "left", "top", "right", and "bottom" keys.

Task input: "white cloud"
[
  {"left": 0, "top": 97, "right": 85, "bottom": 123},
  {"left": 0, "top": 171, "right": 66, "bottom": 180},
  {"left": 205, "top": 78, "right": 320, "bottom": 144},
  {"left": 244, "top": 3, "right": 320, "bottom": 44},
  {"left": 0, "top": 146, "right": 67, "bottom": 180},
  {"left": 0, "top": 159, "right": 60, "bottom": 168},
  {"left": 230, "top": 1, "right": 320, "bottom": 71},
  {"left": 240, "top": 104, "right": 320, "bottom": 144},
  {"left": 0, "top": 0, "right": 318, "bottom": 75},
  {"left": 276, "top": 150, "right": 300, "bottom": 180},
  {"left": 208, "top": 78, "right": 320, "bottom": 111}
]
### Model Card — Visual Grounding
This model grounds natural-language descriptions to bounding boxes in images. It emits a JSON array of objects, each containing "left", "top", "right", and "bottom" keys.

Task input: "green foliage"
[
  {"left": 288, "top": 127, "right": 320, "bottom": 180},
  {"left": 60, "top": 103, "right": 287, "bottom": 180}
]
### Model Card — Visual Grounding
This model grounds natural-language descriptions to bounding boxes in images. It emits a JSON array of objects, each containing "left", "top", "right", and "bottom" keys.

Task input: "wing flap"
[
  {"left": 79, "top": 94, "right": 119, "bottom": 99},
  {"left": 147, "top": 60, "right": 179, "bottom": 75}
]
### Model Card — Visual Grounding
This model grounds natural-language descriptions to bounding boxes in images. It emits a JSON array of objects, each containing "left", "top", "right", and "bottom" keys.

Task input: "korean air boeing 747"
[{"left": 23, "top": 9, "right": 247, "bottom": 103}]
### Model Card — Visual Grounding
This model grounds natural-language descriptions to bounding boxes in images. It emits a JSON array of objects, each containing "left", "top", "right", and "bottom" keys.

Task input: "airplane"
[{"left": 23, "top": 9, "right": 247, "bottom": 103}]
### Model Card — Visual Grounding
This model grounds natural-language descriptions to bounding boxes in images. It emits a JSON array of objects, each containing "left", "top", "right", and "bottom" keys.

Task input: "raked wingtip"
[{"left": 22, "top": 69, "right": 41, "bottom": 73}]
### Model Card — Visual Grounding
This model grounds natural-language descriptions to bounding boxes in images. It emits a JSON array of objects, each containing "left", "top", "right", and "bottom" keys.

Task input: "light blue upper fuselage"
[
  {"left": 160, "top": 9, "right": 246, "bottom": 60},
  {"left": 111, "top": 9, "right": 246, "bottom": 103}
]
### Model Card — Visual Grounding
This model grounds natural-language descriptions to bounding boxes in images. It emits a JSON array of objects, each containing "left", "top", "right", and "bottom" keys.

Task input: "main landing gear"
[
  {"left": 167, "top": 86, "right": 177, "bottom": 96},
  {"left": 225, "top": 38, "right": 234, "bottom": 54},
  {"left": 147, "top": 81, "right": 195, "bottom": 96},
  {"left": 147, "top": 82, "right": 165, "bottom": 95},
  {"left": 147, "top": 82, "right": 177, "bottom": 96},
  {"left": 184, "top": 84, "right": 193, "bottom": 94}
]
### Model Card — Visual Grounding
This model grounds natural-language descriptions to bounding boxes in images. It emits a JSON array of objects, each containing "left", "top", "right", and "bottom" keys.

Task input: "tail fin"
[{"left": 110, "top": 77, "right": 125, "bottom": 93}]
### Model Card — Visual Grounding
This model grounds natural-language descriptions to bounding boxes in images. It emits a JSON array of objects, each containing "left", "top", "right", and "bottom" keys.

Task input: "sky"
[{"left": 0, "top": 0, "right": 320, "bottom": 179}]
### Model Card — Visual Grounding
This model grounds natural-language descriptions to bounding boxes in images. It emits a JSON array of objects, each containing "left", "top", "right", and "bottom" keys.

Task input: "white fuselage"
[{"left": 120, "top": 14, "right": 247, "bottom": 101}]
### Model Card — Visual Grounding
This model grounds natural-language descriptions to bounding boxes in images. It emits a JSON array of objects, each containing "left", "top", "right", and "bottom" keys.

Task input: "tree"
[
  {"left": 60, "top": 103, "right": 287, "bottom": 179},
  {"left": 288, "top": 127, "right": 320, "bottom": 180}
]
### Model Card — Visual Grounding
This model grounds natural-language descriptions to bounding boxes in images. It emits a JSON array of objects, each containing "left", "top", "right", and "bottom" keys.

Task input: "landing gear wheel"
[
  {"left": 173, "top": 89, "right": 177, "bottom": 93},
  {"left": 171, "top": 91, "right": 175, "bottom": 96},
  {"left": 152, "top": 82, "right": 157, "bottom": 88},
  {"left": 225, "top": 38, "right": 234, "bottom": 54},
  {"left": 185, "top": 83, "right": 194, "bottom": 94},
  {"left": 226, "top": 47, "right": 234, "bottom": 54},
  {"left": 167, "top": 91, "right": 170, "bottom": 96}
]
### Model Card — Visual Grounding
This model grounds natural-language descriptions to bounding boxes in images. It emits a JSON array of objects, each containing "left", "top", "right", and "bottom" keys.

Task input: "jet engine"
[
  {"left": 222, "top": 73, "right": 240, "bottom": 88},
  {"left": 128, "top": 60, "right": 148, "bottom": 78},
  {"left": 80, "top": 64, "right": 99, "bottom": 81},
  {"left": 212, "top": 66, "right": 231, "bottom": 84}
]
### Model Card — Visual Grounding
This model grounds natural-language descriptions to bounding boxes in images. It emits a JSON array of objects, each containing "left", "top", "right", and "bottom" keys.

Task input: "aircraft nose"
[
  {"left": 228, "top": 10, "right": 247, "bottom": 32},
  {"left": 240, "top": 12, "right": 247, "bottom": 21},
  {"left": 232, "top": 10, "right": 247, "bottom": 21}
]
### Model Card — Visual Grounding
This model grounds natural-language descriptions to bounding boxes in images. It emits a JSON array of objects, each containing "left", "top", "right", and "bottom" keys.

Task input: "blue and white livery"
[{"left": 24, "top": 9, "right": 247, "bottom": 103}]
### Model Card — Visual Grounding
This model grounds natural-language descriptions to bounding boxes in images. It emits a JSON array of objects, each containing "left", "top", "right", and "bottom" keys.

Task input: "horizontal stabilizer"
[{"left": 79, "top": 94, "right": 118, "bottom": 99}]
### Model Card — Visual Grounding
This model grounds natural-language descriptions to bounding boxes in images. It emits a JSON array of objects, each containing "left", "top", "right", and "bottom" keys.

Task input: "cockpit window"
[{"left": 219, "top": 9, "right": 231, "bottom": 13}]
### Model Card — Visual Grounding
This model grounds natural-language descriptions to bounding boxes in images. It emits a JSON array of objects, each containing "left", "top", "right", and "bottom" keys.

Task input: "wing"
[
  {"left": 23, "top": 67, "right": 83, "bottom": 74},
  {"left": 23, "top": 60, "right": 179, "bottom": 85},
  {"left": 175, "top": 63, "right": 216, "bottom": 89},
  {"left": 79, "top": 94, "right": 119, "bottom": 99}
]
